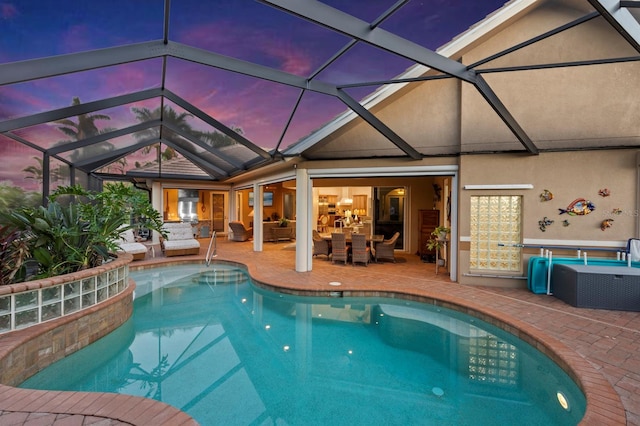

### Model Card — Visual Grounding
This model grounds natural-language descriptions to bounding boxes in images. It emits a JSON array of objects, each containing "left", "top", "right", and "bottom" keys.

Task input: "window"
[{"left": 470, "top": 195, "right": 522, "bottom": 271}]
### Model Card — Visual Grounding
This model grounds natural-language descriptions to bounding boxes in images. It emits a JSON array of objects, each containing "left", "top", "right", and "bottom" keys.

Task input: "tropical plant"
[
  {"left": 0, "top": 183, "right": 166, "bottom": 283},
  {"left": 426, "top": 226, "right": 451, "bottom": 252},
  {"left": 0, "top": 225, "right": 30, "bottom": 285},
  {"left": 278, "top": 217, "right": 290, "bottom": 227},
  {"left": 0, "top": 182, "right": 41, "bottom": 215},
  {"left": 50, "top": 183, "right": 166, "bottom": 240},
  {"left": 54, "top": 97, "right": 116, "bottom": 163}
]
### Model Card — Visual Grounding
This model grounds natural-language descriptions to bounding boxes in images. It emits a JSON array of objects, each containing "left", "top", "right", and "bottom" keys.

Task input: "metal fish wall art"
[{"left": 558, "top": 198, "right": 595, "bottom": 216}]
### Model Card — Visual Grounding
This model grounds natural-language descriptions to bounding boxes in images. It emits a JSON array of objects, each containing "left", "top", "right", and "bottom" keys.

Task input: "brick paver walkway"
[{"left": 1, "top": 237, "right": 638, "bottom": 425}]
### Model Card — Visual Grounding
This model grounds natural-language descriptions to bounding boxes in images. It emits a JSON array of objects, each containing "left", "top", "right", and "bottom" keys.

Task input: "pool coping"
[{"left": 0, "top": 255, "right": 627, "bottom": 425}]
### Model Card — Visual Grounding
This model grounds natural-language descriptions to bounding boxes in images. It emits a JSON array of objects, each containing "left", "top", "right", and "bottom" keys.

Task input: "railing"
[{"left": 205, "top": 231, "right": 218, "bottom": 267}]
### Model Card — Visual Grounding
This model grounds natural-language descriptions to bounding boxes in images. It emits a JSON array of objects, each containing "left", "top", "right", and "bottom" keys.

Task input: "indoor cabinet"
[
  {"left": 352, "top": 194, "right": 367, "bottom": 215},
  {"left": 419, "top": 209, "right": 440, "bottom": 259}
]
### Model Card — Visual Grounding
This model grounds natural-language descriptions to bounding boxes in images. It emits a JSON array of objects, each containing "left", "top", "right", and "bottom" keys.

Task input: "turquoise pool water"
[{"left": 21, "top": 264, "right": 585, "bottom": 425}]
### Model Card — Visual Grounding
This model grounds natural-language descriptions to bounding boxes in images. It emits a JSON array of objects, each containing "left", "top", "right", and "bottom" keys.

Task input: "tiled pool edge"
[
  {"left": 0, "top": 254, "right": 623, "bottom": 425},
  {"left": 0, "top": 255, "right": 198, "bottom": 426}
]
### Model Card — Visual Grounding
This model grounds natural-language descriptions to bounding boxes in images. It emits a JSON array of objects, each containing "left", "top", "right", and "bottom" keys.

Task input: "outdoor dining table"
[{"left": 320, "top": 233, "right": 384, "bottom": 244}]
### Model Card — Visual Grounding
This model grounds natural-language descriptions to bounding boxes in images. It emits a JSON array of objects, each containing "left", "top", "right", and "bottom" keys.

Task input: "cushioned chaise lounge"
[
  {"left": 116, "top": 227, "right": 147, "bottom": 260},
  {"left": 161, "top": 222, "right": 200, "bottom": 256}
]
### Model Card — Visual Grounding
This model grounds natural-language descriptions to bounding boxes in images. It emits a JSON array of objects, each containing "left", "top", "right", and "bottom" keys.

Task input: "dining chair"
[
  {"left": 351, "top": 233, "right": 370, "bottom": 266},
  {"left": 375, "top": 231, "right": 400, "bottom": 263},
  {"left": 331, "top": 232, "right": 350, "bottom": 265},
  {"left": 312, "top": 229, "right": 332, "bottom": 259}
]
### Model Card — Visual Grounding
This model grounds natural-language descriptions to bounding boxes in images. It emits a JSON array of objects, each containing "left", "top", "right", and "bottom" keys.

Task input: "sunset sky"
[{"left": 0, "top": 0, "right": 507, "bottom": 190}]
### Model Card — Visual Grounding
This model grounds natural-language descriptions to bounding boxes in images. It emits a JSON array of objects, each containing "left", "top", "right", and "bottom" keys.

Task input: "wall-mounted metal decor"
[
  {"left": 538, "top": 217, "right": 554, "bottom": 232},
  {"left": 562, "top": 220, "right": 570, "bottom": 227},
  {"left": 600, "top": 219, "right": 614, "bottom": 231},
  {"left": 598, "top": 188, "right": 610, "bottom": 197},
  {"left": 539, "top": 189, "right": 553, "bottom": 202},
  {"left": 558, "top": 198, "right": 595, "bottom": 216}
]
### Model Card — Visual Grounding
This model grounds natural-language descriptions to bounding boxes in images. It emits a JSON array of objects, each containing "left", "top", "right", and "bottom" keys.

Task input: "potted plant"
[
  {"left": 426, "top": 226, "right": 450, "bottom": 268},
  {"left": 278, "top": 217, "right": 290, "bottom": 227}
]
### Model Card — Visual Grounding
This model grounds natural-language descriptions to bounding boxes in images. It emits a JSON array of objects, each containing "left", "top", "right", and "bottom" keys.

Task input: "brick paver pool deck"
[{"left": 1, "top": 238, "right": 638, "bottom": 425}]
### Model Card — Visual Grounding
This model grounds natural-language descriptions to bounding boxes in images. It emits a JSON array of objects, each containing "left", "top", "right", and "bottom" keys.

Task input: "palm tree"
[
  {"left": 131, "top": 105, "right": 195, "bottom": 160},
  {"left": 200, "top": 127, "right": 242, "bottom": 148},
  {"left": 54, "top": 97, "right": 116, "bottom": 163},
  {"left": 23, "top": 156, "right": 44, "bottom": 184}
]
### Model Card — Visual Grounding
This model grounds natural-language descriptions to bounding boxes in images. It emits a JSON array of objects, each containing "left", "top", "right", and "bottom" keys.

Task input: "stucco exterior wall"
[{"left": 457, "top": 149, "right": 639, "bottom": 287}]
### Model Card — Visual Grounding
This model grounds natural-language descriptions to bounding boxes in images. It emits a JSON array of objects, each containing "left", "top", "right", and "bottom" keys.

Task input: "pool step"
[{"left": 197, "top": 269, "right": 248, "bottom": 285}]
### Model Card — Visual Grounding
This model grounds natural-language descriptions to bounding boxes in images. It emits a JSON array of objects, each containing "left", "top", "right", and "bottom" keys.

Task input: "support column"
[
  {"left": 295, "top": 167, "right": 312, "bottom": 272},
  {"left": 253, "top": 183, "right": 264, "bottom": 252}
]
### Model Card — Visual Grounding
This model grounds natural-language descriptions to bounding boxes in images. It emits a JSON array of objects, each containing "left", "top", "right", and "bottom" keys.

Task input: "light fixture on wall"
[
  {"left": 248, "top": 209, "right": 254, "bottom": 217},
  {"left": 463, "top": 184, "right": 533, "bottom": 190}
]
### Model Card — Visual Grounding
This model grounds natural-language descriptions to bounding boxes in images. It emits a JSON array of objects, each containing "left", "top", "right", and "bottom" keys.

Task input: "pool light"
[{"left": 557, "top": 391, "right": 570, "bottom": 410}]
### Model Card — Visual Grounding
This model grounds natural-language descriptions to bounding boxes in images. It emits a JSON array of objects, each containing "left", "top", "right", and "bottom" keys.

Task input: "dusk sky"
[{"left": 0, "top": 0, "right": 507, "bottom": 190}]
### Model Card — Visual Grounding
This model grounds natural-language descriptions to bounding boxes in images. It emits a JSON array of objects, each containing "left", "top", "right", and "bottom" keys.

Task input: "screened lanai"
[{"left": 2, "top": 0, "right": 640, "bottom": 206}]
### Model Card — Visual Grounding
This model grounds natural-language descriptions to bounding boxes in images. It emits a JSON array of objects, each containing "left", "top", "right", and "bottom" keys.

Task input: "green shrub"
[{"left": 0, "top": 183, "right": 165, "bottom": 283}]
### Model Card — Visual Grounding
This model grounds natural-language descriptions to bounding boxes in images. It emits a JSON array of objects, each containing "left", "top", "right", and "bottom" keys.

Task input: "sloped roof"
[{"left": 1, "top": 0, "right": 639, "bottom": 188}]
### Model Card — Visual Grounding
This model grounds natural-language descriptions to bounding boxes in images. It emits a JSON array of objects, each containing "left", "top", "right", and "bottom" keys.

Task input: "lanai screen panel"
[
  {"left": 169, "top": 0, "right": 351, "bottom": 75},
  {"left": 0, "top": 134, "right": 42, "bottom": 195},
  {"left": 279, "top": 91, "right": 353, "bottom": 151},
  {"left": 0, "top": 1, "right": 164, "bottom": 62},
  {"left": 164, "top": 58, "right": 302, "bottom": 151},
  {"left": 0, "top": 60, "right": 163, "bottom": 122}
]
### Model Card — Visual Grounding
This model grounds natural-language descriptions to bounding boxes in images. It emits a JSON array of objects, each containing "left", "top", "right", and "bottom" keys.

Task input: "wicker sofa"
[{"left": 161, "top": 222, "right": 201, "bottom": 256}]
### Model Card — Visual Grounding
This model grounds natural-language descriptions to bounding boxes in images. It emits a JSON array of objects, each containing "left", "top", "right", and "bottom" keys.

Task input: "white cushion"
[
  {"left": 163, "top": 239, "right": 200, "bottom": 250},
  {"left": 120, "top": 228, "right": 137, "bottom": 243},
  {"left": 164, "top": 223, "right": 196, "bottom": 240},
  {"left": 117, "top": 242, "right": 147, "bottom": 255}
]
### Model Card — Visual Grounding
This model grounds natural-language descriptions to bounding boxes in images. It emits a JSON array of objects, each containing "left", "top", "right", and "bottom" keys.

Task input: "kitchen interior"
[{"left": 163, "top": 188, "right": 227, "bottom": 238}]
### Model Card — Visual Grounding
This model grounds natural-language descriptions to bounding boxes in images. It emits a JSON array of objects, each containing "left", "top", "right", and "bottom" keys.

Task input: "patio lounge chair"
[
  {"left": 331, "top": 233, "right": 350, "bottom": 265},
  {"left": 312, "top": 230, "right": 331, "bottom": 259},
  {"left": 351, "top": 233, "right": 370, "bottom": 266},
  {"left": 161, "top": 222, "right": 200, "bottom": 256},
  {"left": 375, "top": 231, "right": 400, "bottom": 263},
  {"left": 116, "top": 227, "right": 147, "bottom": 261},
  {"left": 229, "top": 221, "right": 253, "bottom": 241}
]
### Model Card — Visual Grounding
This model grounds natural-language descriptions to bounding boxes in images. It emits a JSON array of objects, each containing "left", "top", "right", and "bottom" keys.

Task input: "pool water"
[{"left": 20, "top": 264, "right": 585, "bottom": 425}]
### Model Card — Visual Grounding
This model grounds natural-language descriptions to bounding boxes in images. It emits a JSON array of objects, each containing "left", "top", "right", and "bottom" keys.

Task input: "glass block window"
[{"left": 470, "top": 195, "right": 522, "bottom": 271}]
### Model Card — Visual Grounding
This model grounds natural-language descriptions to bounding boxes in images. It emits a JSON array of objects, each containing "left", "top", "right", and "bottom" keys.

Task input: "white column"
[
  {"left": 296, "top": 167, "right": 312, "bottom": 272},
  {"left": 253, "top": 183, "right": 264, "bottom": 252}
]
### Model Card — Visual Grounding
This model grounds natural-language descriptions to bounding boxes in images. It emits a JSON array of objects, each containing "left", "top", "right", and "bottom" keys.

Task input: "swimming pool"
[{"left": 20, "top": 264, "right": 585, "bottom": 425}]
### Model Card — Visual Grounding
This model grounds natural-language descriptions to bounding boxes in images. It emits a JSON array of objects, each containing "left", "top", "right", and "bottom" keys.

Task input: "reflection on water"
[{"left": 21, "top": 265, "right": 585, "bottom": 426}]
